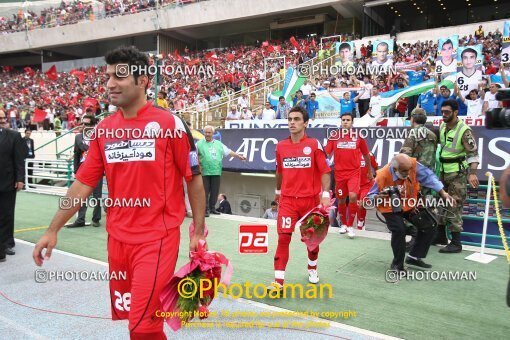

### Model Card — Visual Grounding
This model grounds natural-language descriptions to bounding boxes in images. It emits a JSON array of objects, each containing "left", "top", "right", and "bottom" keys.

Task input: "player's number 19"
[{"left": 281, "top": 217, "right": 292, "bottom": 229}]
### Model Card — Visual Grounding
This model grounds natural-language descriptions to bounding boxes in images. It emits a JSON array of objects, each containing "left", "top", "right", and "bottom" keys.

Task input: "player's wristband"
[
  {"left": 321, "top": 191, "right": 330, "bottom": 198},
  {"left": 275, "top": 189, "right": 281, "bottom": 195}
]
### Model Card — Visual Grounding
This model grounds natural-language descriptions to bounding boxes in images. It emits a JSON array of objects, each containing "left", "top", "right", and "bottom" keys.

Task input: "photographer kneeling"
[{"left": 367, "top": 154, "right": 455, "bottom": 273}]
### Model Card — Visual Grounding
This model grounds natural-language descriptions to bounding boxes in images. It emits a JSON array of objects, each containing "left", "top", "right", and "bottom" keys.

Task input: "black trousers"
[
  {"left": 203, "top": 175, "right": 220, "bottom": 212},
  {"left": 383, "top": 211, "right": 435, "bottom": 268},
  {"left": 358, "top": 99, "right": 370, "bottom": 117},
  {"left": 76, "top": 178, "right": 103, "bottom": 224},
  {"left": 27, "top": 158, "right": 34, "bottom": 184},
  {"left": 0, "top": 190, "right": 17, "bottom": 250}
]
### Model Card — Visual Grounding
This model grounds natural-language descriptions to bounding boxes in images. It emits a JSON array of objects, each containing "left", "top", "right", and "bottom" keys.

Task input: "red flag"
[
  {"left": 289, "top": 36, "right": 300, "bottom": 50},
  {"left": 304, "top": 46, "right": 310, "bottom": 54},
  {"left": 88, "top": 66, "right": 96, "bottom": 74},
  {"left": 186, "top": 58, "right": 200, "bottom": 67},
  {"left": 174, "top": 49, "right": 184, "bottom": 63},
  {"left": 33, "top": 108, "right": 47, "bottom": 122},
  {"left": 262, "top": 41, "right": 269, "bottom": 47},
  {"left": 70, "top": 70, "right": 85, "bottom": 84},
  {"left": 24, "top": 67, "right": 35, "bottom": 77},
  {"left": 2, "top": 66, "right": 13, "bottom": 72},
  {"left": 311, "top": 39, "right": 316, "bottom": 48},
  {"left": 267, "top": 45, "right": 274, "bottom": 53},
  {"left": 45, "top": 65, "right": 58, "bottom": 81}
]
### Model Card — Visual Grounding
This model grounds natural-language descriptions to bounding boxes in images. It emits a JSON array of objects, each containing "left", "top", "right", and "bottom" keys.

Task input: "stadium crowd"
[
  {"left": 0, "top": 25, "right": 507, "bottom": 130},
  {"left": 0, "top": 0, "right": 203, "bottom": 34}
]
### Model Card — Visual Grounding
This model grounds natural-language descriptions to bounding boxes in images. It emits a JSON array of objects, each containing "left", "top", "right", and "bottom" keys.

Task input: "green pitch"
[{"left": 14, "top": 191, "right": 510, "bottom": 339}]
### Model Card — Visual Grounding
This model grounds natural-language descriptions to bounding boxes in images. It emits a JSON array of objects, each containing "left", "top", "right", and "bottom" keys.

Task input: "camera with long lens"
[
  {"left": 486, "top": 88, "right": 510, "bottom": 129},
  {"left": 381, "top": 186, "right": 402, "bottom": 213}
]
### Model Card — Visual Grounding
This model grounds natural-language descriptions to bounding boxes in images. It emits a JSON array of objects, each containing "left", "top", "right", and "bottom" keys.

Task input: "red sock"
[
  {"left": 274, "top": 233, "right": 292, "bottom": 285},
  {"left": 358, "top": 206, "right": 367, "bottom": 225},
  {"left": 347, "top": 202, "right": 358, "bottom": 227},
  {"left": 307, "top": 246, "right": 319, "bottom": 270},
  {"left": 130, "top": 331, "right": 166, "bottom": 340},
  {"left": 337, "top": 202, "right": 347, "bottom": 225}
]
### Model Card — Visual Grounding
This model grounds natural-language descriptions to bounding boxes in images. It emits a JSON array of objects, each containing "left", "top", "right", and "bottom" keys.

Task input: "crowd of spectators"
[
  {"left": 0, "top": 24, "right": 507, "bottom": 131},
  {"left": 0, "top": 0, "right": 202, "bottom": 34}
]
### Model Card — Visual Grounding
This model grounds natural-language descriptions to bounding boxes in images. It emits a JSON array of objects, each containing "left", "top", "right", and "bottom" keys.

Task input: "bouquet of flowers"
[
  {"left": 160, "top": 223, "right": 233, "bottom": 331},
  {"left": 297, "top": 200, "right": 335, "bottom": 251}
]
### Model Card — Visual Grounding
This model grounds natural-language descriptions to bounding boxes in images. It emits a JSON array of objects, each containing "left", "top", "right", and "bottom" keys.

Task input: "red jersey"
[
  {"left": 276, "top": 134, "right": 330, "bottom": 198},
  {"left": 324, "top": 132, "right": 369, "bottom": 174},
  {"left": 360, "top": 152, "right": 378, "bottom": 186},
  {"left": 76, "top": 102, "right": 200, "bottom": 244}
]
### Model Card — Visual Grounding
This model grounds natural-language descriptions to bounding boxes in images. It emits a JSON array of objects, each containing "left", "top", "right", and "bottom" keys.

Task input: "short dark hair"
[
  {"left": 442, "top": 39, "right": 453, "bottom": 49},
  {"left": 279, "top": 96, "right": 285, "bottom": 100},
  {"left": 271, "top": 201, "right": 277, "bottom": 206},
  {"left": 341, "top": 112, "right": 353, "bottom": 118},
  {"left": 441, "top": 99, "right": 458, "bottom": 112},
  {"left": 288, "top": 106, "right": 309, "bottom": 123},
  {"left": 105, "top": 46, "right": 150, "bottom": 85},
  {"left": 412, "top": 111, "right": 427, "bottom": 125},
  {"left": 461, "top": 47, "right": 477, "bottom": 59},
  {"left": 220, "top": 194, "right": 227, "bottom": 200},
  {"left": 82, "top": 114, "right": 96, "bottom": 125},
  {"left": 339, "top": 42, "right": 351, "bottom": 51}
]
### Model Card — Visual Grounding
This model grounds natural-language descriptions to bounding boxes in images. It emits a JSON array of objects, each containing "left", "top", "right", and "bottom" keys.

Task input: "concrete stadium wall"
[{"left": 0, "top": 0, "right": 340, "bottom": 54}]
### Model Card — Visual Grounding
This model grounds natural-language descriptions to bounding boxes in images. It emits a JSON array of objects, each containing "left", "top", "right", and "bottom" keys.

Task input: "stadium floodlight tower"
[{"left": 263, "top": 56, "right": 286, "bottom": 105}]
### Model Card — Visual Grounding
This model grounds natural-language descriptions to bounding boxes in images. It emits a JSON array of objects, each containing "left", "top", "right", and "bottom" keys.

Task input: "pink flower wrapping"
[
  {"left": 297, "top": 200, "right": 335, "bottom": 251},
  {"left": 159, "top": 223, "right": 233, "bottom": 331}
]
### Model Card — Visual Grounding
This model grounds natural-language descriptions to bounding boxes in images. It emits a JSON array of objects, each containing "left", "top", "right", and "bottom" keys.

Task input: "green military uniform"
[
  {"left": 400, "top": 125, "right": 438, "bottom": 197},
  {"left": 439, "top": 119, "right": 479, "bottom": 233}
]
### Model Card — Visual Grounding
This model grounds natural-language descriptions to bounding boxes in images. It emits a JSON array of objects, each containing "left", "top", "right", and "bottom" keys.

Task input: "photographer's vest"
[
  {"left": 439, "top": 120, "right": 470, "bottom": 173},
  {"left": 375, "top": 158, "right": 420, "bottom": 214}
]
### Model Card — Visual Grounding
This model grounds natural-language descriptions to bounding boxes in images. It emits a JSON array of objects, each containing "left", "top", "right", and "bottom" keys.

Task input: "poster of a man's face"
[
  {"left": 334, "top": 42, "right": 354, "bottom": 66},
  {"left": 435, "top": 35, "right": 458, "bottom": 73},
  {"left": 371, "top": 40, "right": 393, "bottom": 67},
  {"left": 457, "top": 45, "right": 482, "bottom": 76},
  {"left": 502, "top": 20, "right": 510, "bottom": 64}
]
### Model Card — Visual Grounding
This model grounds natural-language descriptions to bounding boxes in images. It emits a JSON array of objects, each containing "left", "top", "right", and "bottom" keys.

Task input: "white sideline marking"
[
  {"left": 17, "top": 238, "right": 394, "bottom": 338},
  {"left": 0, "top": 314, "right": 49, "bottom": 340}
]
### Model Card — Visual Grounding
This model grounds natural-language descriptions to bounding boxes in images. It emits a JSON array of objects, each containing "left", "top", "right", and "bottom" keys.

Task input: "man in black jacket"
[
  {"left": 217, "top": 193, "right": 232, "bottom": 214},
  {"left": 24, "top": 129, "right": 35, "bottom": 184},
  {"left": 0, "top": 110, "right": 27, "bottom": 261},
  {"left": 67, "top": 114, "right": 103, "bottom": 228}
]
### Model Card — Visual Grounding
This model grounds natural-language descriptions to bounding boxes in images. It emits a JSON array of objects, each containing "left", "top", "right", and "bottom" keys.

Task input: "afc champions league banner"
[
  {"left": 456, "top": 44, "right": 483, "bottom": 97},
  {"left": 371, "top": 39, "right": 394, "bottom": 68},
  {"left": 436, "top": 35, "right": 458, "bottom": 74},
  {"left": 334, "top": 41, "right": 355, "bottom": 67},
  {"left": 503, "top": 21, "right": 510, "bottom": 64},
  {"left": 219, "top": 128, "right": 510, "bottom": 179}
]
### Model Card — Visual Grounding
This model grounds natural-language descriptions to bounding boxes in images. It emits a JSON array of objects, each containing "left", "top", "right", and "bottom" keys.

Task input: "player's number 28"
[{"left": 114, "top": 291, "right": 131, "bottom": 312}]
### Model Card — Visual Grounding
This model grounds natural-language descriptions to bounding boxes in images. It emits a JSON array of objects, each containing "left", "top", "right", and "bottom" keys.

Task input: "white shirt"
[
  {"left": 240, "top": 110, "right": 254, "bottom": 120},
  {"left": 237, "top": 96, "right": 249, "bottom": 108},
  {"left": 372, "top": 59, "right": 393, "bottom": 67},
  {"left": 359, "top": 82, "right": 372, "bottom": 100},
  {"left": 226, "top": 111, "right": 241, "bottom": 120},
  {"left": 484, "top": 92, "right": 500, "bottom": 109},
  {"left": 368, "top": 95, "right": 382, "bottom": 116},
  {"left": 465, "top": 98, "right": 483, "bottom": 117},
  {"left": 261, "top": 108, "right": 276, "bottom": 120},
  {"left": 196, "top": 99, "right": 209, "bottom": 112},
  {"left": 300, "top": 84, "right": 312, "bottom": 96}
]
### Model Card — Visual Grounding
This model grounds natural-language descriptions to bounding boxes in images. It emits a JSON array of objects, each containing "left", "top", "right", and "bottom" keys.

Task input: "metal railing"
[{"left": 24, "top": 158, "right": 73, "bottom": 196}]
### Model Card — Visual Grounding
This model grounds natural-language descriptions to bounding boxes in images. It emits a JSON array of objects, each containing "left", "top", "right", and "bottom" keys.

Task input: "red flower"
[
  {"left": 313, "top": 215, "right": 322, "bottom": 225},
  {"left": 198, "top": 305, "right": 209, "bottom": 320}
]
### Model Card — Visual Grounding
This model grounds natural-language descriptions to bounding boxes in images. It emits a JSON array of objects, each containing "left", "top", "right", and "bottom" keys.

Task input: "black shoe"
[
  {"left": 5, "top": 248, "right": 15, "bottom": 256},
  {"left": 405, "top": 257, "right": 432, "bottom": 268},
  {"left": 92, "top": 220, "right": 100, "bottom": 227},
  {"left": 211, "top": 210, "right": 220, "bottom": 215},
  {"left": 66, "top": 222, "right": 85, "bottom": 228},
  {"left": 439, "top": 231, "right": 462, "bottom": 253},
  {"left": 439, "top": 243, "right": 462, "bottom": 253},
  {"left": 0, "top": 252, "right": 5, "bottom": 262},
  {"left": 205, "top": 211, "right": 210, "bottom": 217},
  {"left": 390, "top": 264, "right": 407, "bottom": 277}
]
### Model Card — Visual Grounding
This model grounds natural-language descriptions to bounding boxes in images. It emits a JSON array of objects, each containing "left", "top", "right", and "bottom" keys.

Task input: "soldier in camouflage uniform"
[
  {"left": 400, "top": 108, "right": 438, "bottom": 250},
  {"left": 437, "top": 99, "right": 479, "bottom": 253}
]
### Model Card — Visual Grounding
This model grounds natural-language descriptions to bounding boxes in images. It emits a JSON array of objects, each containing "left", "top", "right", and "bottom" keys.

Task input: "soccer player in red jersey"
[
  {"left": 324, "top": 113, "right": 373, "bottom": 238},
  {"left": 269, "top": 106, "right": 331, "bottom": 291},
  {"left": 357, "top": 152, "right": 378, "bottom": 230},
  {"left": 32, "top": 46, "right": 206, "bottom": 340}
]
